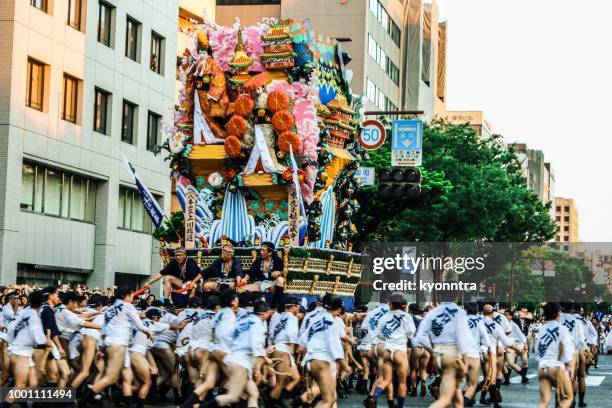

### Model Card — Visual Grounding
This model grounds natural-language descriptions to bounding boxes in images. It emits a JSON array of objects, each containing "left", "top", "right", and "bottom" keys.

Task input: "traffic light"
[{"left": 377, "top": 167, "right": 421, "bottom": 200}]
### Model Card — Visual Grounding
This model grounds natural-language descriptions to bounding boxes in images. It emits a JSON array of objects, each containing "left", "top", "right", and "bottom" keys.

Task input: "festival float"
[{"left": 156, "top": 16, "right": 367, "bottom": 309}]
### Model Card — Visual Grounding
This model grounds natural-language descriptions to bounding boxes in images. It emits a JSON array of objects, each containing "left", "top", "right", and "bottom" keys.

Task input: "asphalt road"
[{"left": 341, "top": 353, "right": 612, "bottom": 408}]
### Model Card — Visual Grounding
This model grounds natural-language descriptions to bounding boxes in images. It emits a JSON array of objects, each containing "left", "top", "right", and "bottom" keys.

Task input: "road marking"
[
  {"left": 509, "top": 374, "right": 537, "bottom": 384},
  {"left": 585, "top": 375, "right": 605, "bottom": 386}
]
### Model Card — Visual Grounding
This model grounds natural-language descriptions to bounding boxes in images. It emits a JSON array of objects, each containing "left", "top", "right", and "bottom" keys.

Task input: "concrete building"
[
  {"left": 508, "top": 143, "right": 555, "bottom": 209},
  {"left": 554, "top": 197, "right": 579, "bottom": 243},
  {"left": 0, "top": 0, "right": 178, "bottom": 287},
  {"left": 214, "top": 0, "right": 447, "bottom": 119},
  {"left": 443, "top": 110, "right": 494, "bottom": 139}
]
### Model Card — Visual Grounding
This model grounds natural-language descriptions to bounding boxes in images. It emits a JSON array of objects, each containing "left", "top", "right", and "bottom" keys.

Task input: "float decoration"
[{"left": 160, "top": 16, "right": 366, "bottom": 298}]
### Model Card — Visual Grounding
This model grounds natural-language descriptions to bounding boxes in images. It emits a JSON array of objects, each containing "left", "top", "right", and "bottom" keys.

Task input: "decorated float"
[{"left": 157, "top": 16, "right": 367, "bottom": 308}]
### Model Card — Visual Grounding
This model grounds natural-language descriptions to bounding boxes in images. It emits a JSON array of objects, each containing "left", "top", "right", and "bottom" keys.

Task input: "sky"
[{"left": 436, "top": 0, "right": 611, "bottom": 242}]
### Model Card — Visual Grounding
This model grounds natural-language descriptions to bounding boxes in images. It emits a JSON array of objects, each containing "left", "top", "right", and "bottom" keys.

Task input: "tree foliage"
[{"left": 353, "top": 119, "right": 556, "bottom": 247}]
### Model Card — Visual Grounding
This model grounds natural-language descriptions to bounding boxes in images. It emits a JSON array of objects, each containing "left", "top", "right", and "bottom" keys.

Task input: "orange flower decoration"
[
  {"left": 225, "top": 115, "right": 248, "bottom": 138},
  {"left": 272, "top": 110, "right": 295, "bottom": 133},
  {"left": 277, "top": 131, "right": 300, "bottom": 153},
  {"left": 224, "top": 136, "right": 242, "bottom": 159},
  {"left": 234, "top": 94, "right": 254, "bottom": 118},
  {"left": 267, "top": 90, "right": 290, "bottom": 113}
]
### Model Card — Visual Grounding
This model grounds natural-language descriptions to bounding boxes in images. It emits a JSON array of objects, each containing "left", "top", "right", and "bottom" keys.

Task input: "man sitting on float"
[{"left": 238, "top": 242, "right": 285, "bottom": 307}]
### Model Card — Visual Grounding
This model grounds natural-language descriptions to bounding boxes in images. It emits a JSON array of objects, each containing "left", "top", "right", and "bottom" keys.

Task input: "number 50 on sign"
[{"left": 358, "top": 120, "right": 386, "bottom": 150}]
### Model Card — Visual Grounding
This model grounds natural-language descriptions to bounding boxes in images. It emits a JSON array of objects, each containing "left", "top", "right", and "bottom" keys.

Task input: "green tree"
[{"left": 353, "top": 119, "right": 556, "bottom": 245}]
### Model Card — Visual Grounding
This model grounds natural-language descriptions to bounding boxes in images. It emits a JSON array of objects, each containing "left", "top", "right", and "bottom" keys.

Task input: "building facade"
[
  {"left": 214, "top": 0, "right": 447, "bottom": 118},
  {"left": 0, "top": 0, "right": 178, "bottom": 287},
  {"left": 507, "top": 143, "right": 555, "bottom": 209},
  {"left": 443, "top": 110, "right": 494, "bottom": 139},
  {"left": 554, "top": 197, "right": 579, "bottom": 243}
]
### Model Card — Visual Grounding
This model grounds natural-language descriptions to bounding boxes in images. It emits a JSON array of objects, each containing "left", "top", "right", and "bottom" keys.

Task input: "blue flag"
[{"left": 122, "top": 154, "right": 164, "bottom": 229}]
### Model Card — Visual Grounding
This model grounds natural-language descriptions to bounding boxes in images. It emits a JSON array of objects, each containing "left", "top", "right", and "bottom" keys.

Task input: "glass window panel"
[
  {"left": 150, "top": 32, "right": 163, "bottom": 74},
  {"left": 94, "top": 89, "right": 109, "bottom": 134},
  {"left": 62, "top": 75, "right": 78, "bottom": 123},
  {"left": 147, "top": 112, "right": 160, "bottom": 151},
  {"left": 85, "top": 180, "right": 96, "bottom": 223},
  {"left": 126, "top": 17, "right": 139, "bottom": 61},
  {"left": 67, "top": 0, "right": 82, "bottom": 30},
  {"left": 26, "top": 59, "right": 44, "bottom": 111},
  {"left": 124, "top": 190, "right": 133, "bottom": 229},
  {"left": 368, "top": 35, "right": 376, "bottom": 59},
  {"left": 369, "top": 0, "right": 377, "bottom": 15},
  {"left": 34, "top": 166, "right": 44, "bottom": 212},
  {"left": 122, "top": 101, "right": 136, "bottom": 144},
  {"left": 61, "top": 174, "right": 70, "bottom": 218},
  {"left": 21, "top": 164, "right": 35, "bottom": 210},
  {"left": 131, "top": 193, "right": 145, "bottom": 232},
  {"left": 70, "top": 176, "right": 86, "bottom": 221},
  {"left": 44, "top": 169, "right": 61, "bottom": 216},
  {"left": 118, "top": 188, "right": 126, "bottom": 228},
  {"left": 381, "top": 9, "right": 389, "bottom": 31},
  {"left": 30, "top": 0, "right": 47, "bottom": 12},
  {"left": 98, "top": 2, "right": 112, "bottom": 46}
]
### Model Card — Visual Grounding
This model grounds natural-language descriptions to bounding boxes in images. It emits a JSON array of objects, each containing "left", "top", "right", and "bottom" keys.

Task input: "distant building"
[
  {"left": 443, "top": 111, "right": 494, "bottom": 139},
  {"left": 554, "top": 197, "right": 579, "bottom": 243},
  {"left": 508, "top": 143, "right": 554, "bottom": 208},
  {"left": 213, "top": 0, "right": 448, "bottom": 119}
]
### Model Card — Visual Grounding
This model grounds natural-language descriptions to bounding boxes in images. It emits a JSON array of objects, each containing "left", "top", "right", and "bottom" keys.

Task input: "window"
[
  {"left": 30, "top": 0, "right": 47, "bottom": 13},
  {"left": 369, "top": 0, "right": 400, "bottom": 47},
  {"left": 125, "top": 16, "right": 141, "bottom": 61},
  {"left": 67, "top": 0, "right": 82, "bottom": 30},
  {"left": 98, "top": 1, "right": 113, "bottom": 47},
  {"left": 368, "top": 35, "right": 377, "bottom": 61},
  {"left": 564, "top": 226, "right": 569, "bottom": 232},
  {"left": 564, "top": 206, "right": 570, "bottom": 212},
  {"left": 555, "top": 235, "right": 560, "bottom": 241},
  {"left": 368, "top": 35, "right": 398, "bottom": 84},
  {"left": 20, "top": 163, "right": 96, "bottom": 223},
  {"left": 122, "top": 100, "right": 137, "bottom": 144},
  {"left": 93, "top": 88, "right": 110, "bottom": 135},
  {"left": 366, "top": 78, "right": 376, "bottom": 105},
  {"left": 386, "top": 58, "right": 399, "bottom": 85},
  {"left": 62, "top": 74, "right": 79, "bottom": 123},
  {"left": 564, "top": 236, "right": 569, "bottom": 242},
  {"left": 389, "top": 20, "right": 401, "bottom": 47},
  {"left": 118, "top": 187, "right": 153, "bottom": 233},
  {"left": 555, "top": 216, "right": 560, "bottom": 221},
  {"left": 555, "top": 206, "right": 561, "bottom": 212},
  {"left": 150, "top": 32, "right": 164, "bottom": 74},
  {"left": 26, "top": 58, "right": 45, "bottom": 111},
  {"left": 564, "top": 216, "right": 570, "bottom": 222},
  {"left": 147, "top": 111, "right": 161, "bottom": 151}
]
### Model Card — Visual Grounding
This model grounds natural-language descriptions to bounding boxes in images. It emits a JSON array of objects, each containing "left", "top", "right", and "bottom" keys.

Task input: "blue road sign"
[{"left": 392, "top": 120, "right": 423, "bottom": 166}]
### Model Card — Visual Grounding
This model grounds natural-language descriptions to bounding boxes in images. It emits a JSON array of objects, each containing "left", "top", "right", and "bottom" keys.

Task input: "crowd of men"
[{"left": 0, "top": 244, "right": 611, "bottom": 408}]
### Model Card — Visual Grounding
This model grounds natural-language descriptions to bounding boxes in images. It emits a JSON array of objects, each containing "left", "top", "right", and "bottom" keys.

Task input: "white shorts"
[
  {"left": 105, "top": 334, "right": 131, "bottom": 347},
  {"left": 129, "top": 344, "right": 148, "bottom": 357},
  {"left": 124, "top": 349, "right": 131, "bottom": 368},
  {"left": 275, "top": 343, "right": 296, "bottom": 366},
  {"left": 176, "top": 345, "right": 189, "bottom": 358},
  {"left": 8, "top": 346, "right": 35, "bottom": 367},
  {"left": 302, "top": 351, "right": 334, "bottom": 366},
  {"left": 69, "top": 333, "right": 82, "bottom": 360},
  {"left": 51, "top": 344, "right": 61, "bottom": 360},
  {"left": 433, "top": 343, "right": 460, "bottom": 369},
  {"left": 190, "top": 340, "right": 212, "bottom": 351},
  {"left": 224, "top": 352, "right": 256, "bottom": 376}
]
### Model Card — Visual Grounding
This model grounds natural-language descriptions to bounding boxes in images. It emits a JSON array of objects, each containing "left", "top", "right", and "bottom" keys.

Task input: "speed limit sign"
[{"left": 358, "top": 120, "right": 386, "bottom": 150}]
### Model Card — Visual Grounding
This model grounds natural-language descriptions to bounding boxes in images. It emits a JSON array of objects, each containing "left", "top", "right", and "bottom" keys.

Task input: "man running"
[{"left": 535, "top": 302, "right": 575, "bottom": 408}]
